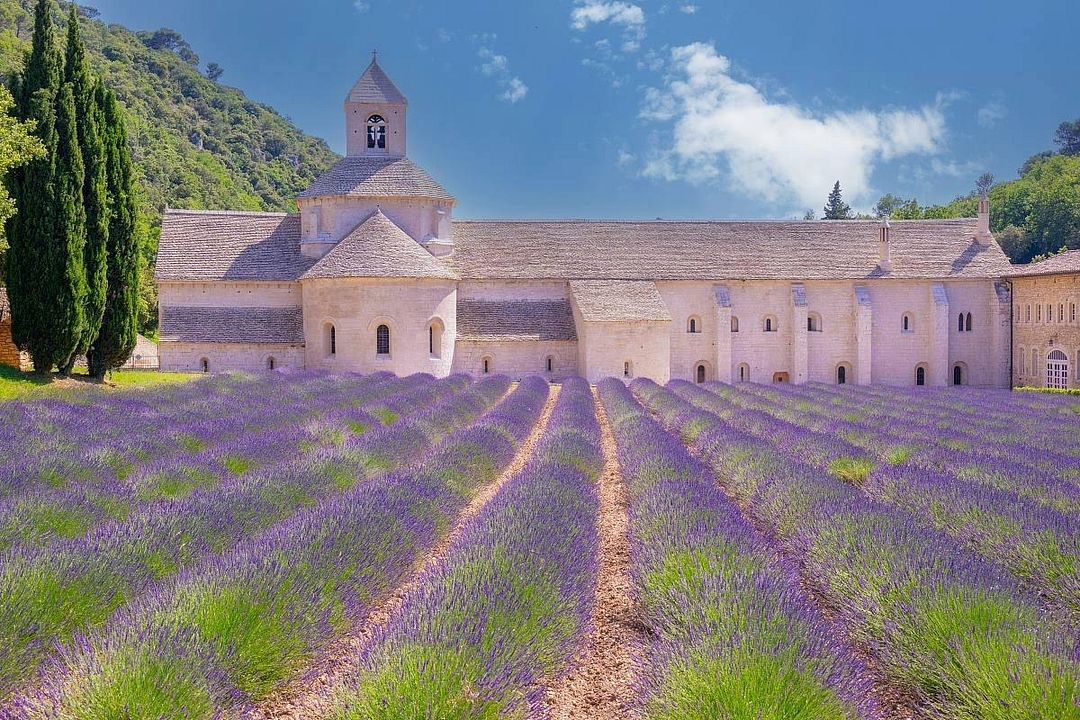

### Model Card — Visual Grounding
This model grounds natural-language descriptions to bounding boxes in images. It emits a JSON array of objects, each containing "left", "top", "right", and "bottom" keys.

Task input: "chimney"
[
  {"left": 878, "top": 217, "right": 892, "bottom": 272},
  {"left": 975, "top": 190, "right": 993, "bottom": 246}
]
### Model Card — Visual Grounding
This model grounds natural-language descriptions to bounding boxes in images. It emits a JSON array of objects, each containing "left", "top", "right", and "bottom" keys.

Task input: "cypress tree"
[
  {"left": 61, "top": 6, "right": 108, "bottom": 372},
  {"left": 46, "top": 80, "right": 89, "bottom": 373},
  {"left": 89, "top": 88, "right": 139, "bottom": 378},
  {"left": 823, "top": 180, "right": 853, "bottom": 220},
  {"left": 5, "top": 0, "right": 63, "bottom": 372}
]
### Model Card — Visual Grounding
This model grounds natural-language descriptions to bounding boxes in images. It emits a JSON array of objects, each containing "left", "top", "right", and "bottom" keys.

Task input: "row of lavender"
[
  {"left": 330, "top": 377, "right": 605, "bottom": 719},
  {"left": 14, "top": 377, "right": 551, "bottom": 719},
  {"left": 0, "top": 372, "right": 504, "bottom": 703},
  {"left": 0, "top": 372, "right": 416, "bottom": 553},
  {"left": 598, "top": 379, "right": 872, "bottom": 719},
  {"left": 635, "top": 380, "right": 1077, "bottom": 720},
  {"left": 675, "top": 381, "right": 1079, "bottom": 622}
]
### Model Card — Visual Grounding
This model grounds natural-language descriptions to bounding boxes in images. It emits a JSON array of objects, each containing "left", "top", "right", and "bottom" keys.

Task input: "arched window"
[
  {"left": 965, "top": 312, "right": 973, "bottom": 332},
  {"left": 1031, "top": 348, "right": 1039, "bottom": 378},
  {"left": 953, "top": 364, "right": 964, "bottom": 386},
  {"left": 325, "top": 323, "right": 337, "bottom": 357},
  {"left": 1048, "top": 350, "right": 1069, "bottom": 389},
  {"left": 623, "top": 361, "right": 633, "bottom": 378},
  {"left": 695, "top": 364, "right": 707, "bottom": 384},
  {"left": 901, "top": 313, "right": 913, "bottom": 333},
  {"left": 428, "top": 319, "right": 444, "bottom": 358},
  {"left": 807, "top": 313, "right": 822, "bottom": 333},
  {"left": 1037, "top": 304, "right": 1042, "bottom": 322},
  {"left": 915, "top": 365, "right": 926, "bottom": 386},
  {"left": 366, "top": 114, "right": 386, "bottom": 150},
  {"left": 545, "top": 356, "right": 554, "bottom": 373},
  {"left": 1047, "top": 304, "right": 1053, "bottom": 322},
  {"left": 763, "top": 316, "right": 777, "bottom": 333},
  {"left": 267, "top": 357, "right": 276, "bottom": 371},
  {"left": 1025, "top": 305, "right": 1031, "bottom": 323},
  {"left": 482, "top": 356, "right": 493, "bottom": 374},
  {"left": 1059, "top": 304, "right": 1065, "bottom": 324},
  {"left": 376, "top": 324, "right": 391, "bottom": 355},
  {"left": 200, "top": 357, "right": 209, "bottom": 374},
  {"left": 730, "top": 316, "right": 740, "bottom": 333},
  {"left": 737, "top": 363, "right": 749, "bottom": 382},
  {"left": 1072, "top": 303, "right": 1077, "bottom": 323},
  {"left": 1019, "top": 348, "right": 1026, "bottom": 376},
  {"left": 687, "top": 316, "right": 701, "bottom": 334},
  {"left": 836, "top": 364, "right": 847, "bottom": 385},
  {"left": 957, "top": 313, "right": 965, "bottom": 332}
]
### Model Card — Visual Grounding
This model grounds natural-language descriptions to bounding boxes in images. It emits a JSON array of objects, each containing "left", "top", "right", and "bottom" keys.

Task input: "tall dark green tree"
[
  {"left": 61, "top": 5, "right": 108, "bottom": 371},
  {"left": 89, "top": 87, "right": 139, "bottom": 378},
  {"left": 822, "top": 181, "right": 853, "bottom": 220},
  {"left": 5, "top": 0, "right": 65, "bottom": 371}
]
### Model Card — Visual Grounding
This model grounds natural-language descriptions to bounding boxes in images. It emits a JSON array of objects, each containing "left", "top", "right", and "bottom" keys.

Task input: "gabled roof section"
[
  {"left": 1006, "top": 249, "right": 1080, "bottom": 277},
  {"left": 346, "top": 58, "right": 407, "bottom": 105},
  {"left": 570, "top": 280, "right": 671, "bottom": 322},
  {"left": 301, "top": 210, "right": 457, "bottom": 281},
  {"left": 160, "top": 306, "right": 304, "bottom": 344},
  {"left": 449, "top": 219, "right": 1013, "bottom": 281},
  {"left": 298, "top": 157, "right": 454, "bottom": 202},
  {"left": 457, "top": 300, "right": 577, "bottom": 342},
  {"left": 156, "top": 210, "right": 313, "bottom": 282}
]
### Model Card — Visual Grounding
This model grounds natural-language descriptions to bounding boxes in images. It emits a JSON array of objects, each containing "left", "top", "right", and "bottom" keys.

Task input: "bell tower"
[{"left": 345, "top": 53, "right": 407, "bottom": 158}]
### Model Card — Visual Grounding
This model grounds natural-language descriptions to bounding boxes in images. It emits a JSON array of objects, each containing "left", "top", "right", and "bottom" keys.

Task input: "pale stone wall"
[
  {"left": 302, "top": 277, "right": 457, "bottom": 376},
  {"left": 345, "top": 101, "right": 406, "bottom": 157},
  {"left": 1012, "top": 274, "right": 1080, "bottom": 388},
  {"left": 158, "top": 282, "right": 301, "bottom": 307},
  {"left": 458, "top": 280, "right": 569, "bottom": 301},
  {"left": 452, "top": 340, "right": 578, "bottom": 380},
  {"left": 159, "top": 343, "right": 304, "bottom": 373},
  {"left": 572, "top": 312, "right": 670, "bottom": 384},
  {"left": 299, "top": 196, "right": 452, "bottom": 247},
  {"left": 0, "top": 318, "right": 18, "bottom": 368}
]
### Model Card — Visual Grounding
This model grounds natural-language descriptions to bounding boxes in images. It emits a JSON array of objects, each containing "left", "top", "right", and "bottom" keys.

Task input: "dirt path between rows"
[
  {"left": 540, "top": 389, "right": 641, "bottom": 720},
  {"left": 249, "top": 385, "right": 561, "bottom": 720}
]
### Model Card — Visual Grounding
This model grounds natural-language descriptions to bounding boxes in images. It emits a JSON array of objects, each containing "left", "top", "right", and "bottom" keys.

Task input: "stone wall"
[
  {"left": 159, "top": 342, "right": 305, "bottom": 373},
  {"left": 1012, "top": 273, "right": 1080, "bottom": 388},
  {"left": 158, "top": 281, "right": 301, "bottom": 307},
  {"left": 0, "top": 318, "right": 19, "bottom": 368},
  {"left": 452, "top": 340, "right": 578, "bottom": 380}
]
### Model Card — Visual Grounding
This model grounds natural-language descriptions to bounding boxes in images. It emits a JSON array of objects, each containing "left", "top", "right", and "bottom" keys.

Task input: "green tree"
[
  {"left": 1054, "top": 119, "right": 1080, "bottom": 156},
  {"left": 61, "top": 5, "right": 108, "bottom": 371},
  {"left": 6, "top": 0, "right": 64, "bottom": 371},
  {"left": 0, "top": 86, "right": 46, "bottom": 281},
  {"left": 873, "top": 193, "right": 922, "bottom": 220},
  {"left": 89, "top": 87, "right": 139, "bottom": 378},
  {"left": 822, "top": 181, "right": 852, "bottom": 220}
]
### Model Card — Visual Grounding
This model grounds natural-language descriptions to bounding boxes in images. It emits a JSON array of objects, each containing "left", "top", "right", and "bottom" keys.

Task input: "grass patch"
[
  {"left": 885, "top": 446, "right": 915, "bottom": 466},
  {"left": 828, "top": 457, "right": 875, "bottom": 486},
  {"left": 0, "top": 365, "right": 199, "bottom": 403}
]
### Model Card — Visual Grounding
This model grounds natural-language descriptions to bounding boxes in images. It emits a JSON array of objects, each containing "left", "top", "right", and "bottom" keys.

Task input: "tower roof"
[{"left": 346, "top": 57, "right": 408, "bottom": 105}]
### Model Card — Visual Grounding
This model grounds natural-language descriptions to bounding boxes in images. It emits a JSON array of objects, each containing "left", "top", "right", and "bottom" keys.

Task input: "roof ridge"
[
  {"left": 452, "top": 217, "right": 978, "bottom": 225},
  {"left": 164, "top": 208, "right": 293, "bottom": 218}
]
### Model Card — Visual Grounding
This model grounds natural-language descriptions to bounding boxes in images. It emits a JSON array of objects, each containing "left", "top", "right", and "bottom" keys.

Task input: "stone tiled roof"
[
  {"left": 160, "top": 306, "right": 304, "bottom": 344},
  {"left": 346, "top": 59, "right": 407, "bottom": 105},
  {"left": 156, "top": 210, "right": 314, "bottom": 282},
  {"left": 1006, "top": 249, "right": 1080, "bottom": 277},
  {"left": 457, "top": 299, "right": 577, "bottom": 342},
  {"left": 0, "top": 287, "right": 8, "bottom": 323},
  {"left": 570, "top": 280, "right": 671, "bottom": 322},
  {"left": 302, "top": 210, "right": 457, "bottom": 281},
  {"left": 450, "top": 219, "right": 1013, "bottom": 280},
  {"left": 298, "top": 157, "right": 453, "bottom": 201}
]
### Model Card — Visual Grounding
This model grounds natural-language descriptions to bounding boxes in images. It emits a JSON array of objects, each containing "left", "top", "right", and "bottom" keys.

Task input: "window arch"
[
  {"left": 687, "top": 316, "right": 702, "bottom": 334},
  {"left": 807, "top": 312, "right": 822, "bottom": 333},
  {"left": 1047, "top": 303, "right": 1053, "bottom": 323},
  {"left": 1071, "top": 303, "right": 1077, "bottom": 323},
  {"left": 623, "top": 360, "right": 633, "bottom": 378},
  {"left": 1019, "top": 348, "right": 1027, "bottom": 376},
  {"left": 366, "top": 114, "right": 386, "bottom": 150},
  {"left": 957, "top": 313, "right": 964, "bottom": 332},
  {"left": 267, "top": 356, "right": 276, "bottom": 371},
  {"left": 836, "top": 363, "right": 850, "bottom": 385},
  {"left": 696, "top": 364, "right": 707, "bottom": 384},
  {"left": 200, "top": 357, "right": 209, "bottom": 374},
  {"left": 952, "top": 363, "right": 966, "bottom": 386},
  {"left": 1059, "top": 303, "right": 1065, "bottom": 324},
  {"left": 901, "top": 312, "right": 914, "bottom": 333},
  {"left": 324, "top": 323, "right": 337, "bottom": 357},
  {"left": 1025, "top": 304, "right": 1031, "bottom": 323},
  {"left": 1037, "top": 304, "right": 1042, "bottom": 323},
  {"left": 376, "top": 324, "right": 391, "bottom": 356},
  {"left": 1031, "top": 348, "right": 1039, "bottom": 378},
  {"left": 428, "top": 319, "right": 444, "bottom": 358},
  {"left": 545, "top": 355, "right": 554, "bottom": 373},
  {"left": 763, "top": 315, "right": 778, "bottom": 333},
  {"left": 1048, "top": 350, "right": 1069, "bottom": 389},
  {"left": 482, "top": 356, "right": 493, "bottom": 375},
  {"left": 737, "top": 363, "right": 750, "bottom": 382},
  {"left": 965, "top": 312, "right": 973, "bottom": 332},
  {"left": 730, "top": 316, "right": 740, "bottom": 333},
  {"left": 915, "top": 365, "right": 926, "bottom": 386}
]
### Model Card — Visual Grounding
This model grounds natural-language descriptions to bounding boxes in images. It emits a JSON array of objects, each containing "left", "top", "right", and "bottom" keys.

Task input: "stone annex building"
[{"left": 155, "top": 59, "right": 1079, "bottom": 390}]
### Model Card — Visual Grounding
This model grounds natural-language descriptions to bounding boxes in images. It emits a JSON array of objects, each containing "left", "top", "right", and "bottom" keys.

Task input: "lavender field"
[{"left": 0, "top": 371, "right": 1076, "bottom": 719}]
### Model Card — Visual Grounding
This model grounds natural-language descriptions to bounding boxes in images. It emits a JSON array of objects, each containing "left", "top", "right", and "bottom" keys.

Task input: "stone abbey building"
[{"left": 156, "top": 59, "right": 1075, "bottom": 389}]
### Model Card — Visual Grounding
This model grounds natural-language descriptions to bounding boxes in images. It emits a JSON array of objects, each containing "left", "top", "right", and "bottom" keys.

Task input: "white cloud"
[
  {"left": 977, "top": 100, "right": 1006, "bottom": 128},
  {"left": 570, "top": 1, "right": 645, "bottom": 52},
  {"left": 477, "top": 47, "right": 529, "bottom": 104},
  {"left": 641, "top": 42, "right": 948, "bottom": 208},
  {"left": 679, "top": 4, "right": 698, "bottom": 13},
  {"left": 353, "top": 0, "right": 370, "bottom": 12}
]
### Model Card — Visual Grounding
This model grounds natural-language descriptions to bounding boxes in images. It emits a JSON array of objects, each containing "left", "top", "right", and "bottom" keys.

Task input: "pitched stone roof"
[
  {"left": 160, "top": 306, "right": 304, "bottom": 344},
  {"left": 301, "top": 210, "right": 457, "bottom": 281},
  {"left": 346, "top": 59, "right": 407, "bottom": 105},
  {"left": 156, "top": 210, "right": 314, "bottom": 282},
  {"left": 298, "top": 157, "right": 453, "bottom": 201},
  {"left": 570, "top": 280, "right": 671, "bottom": 322},
  {"left": 457, "top": 300, "right": 577, "bottom": 342},
  {"left": 1006, "top": 249, "right": 1080, "bottom": 277},
  {"left": 450, "top": 219, "right": 1013, "bottom": 281},
  {"left": 0, "top": 287, "right": 8, "bottom": 323}
]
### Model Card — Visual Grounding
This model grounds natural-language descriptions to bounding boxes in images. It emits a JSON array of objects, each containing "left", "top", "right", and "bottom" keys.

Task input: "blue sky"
[{"left": 91, "top": 0, "right": 1077, "bottom": 220}]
